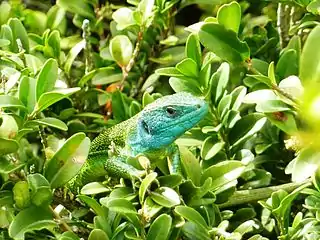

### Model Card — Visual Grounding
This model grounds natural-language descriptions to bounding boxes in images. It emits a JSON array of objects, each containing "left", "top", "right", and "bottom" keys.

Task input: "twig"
[
  {"left": 49, "top": 205, "right": 73, "bottom": 233},
  {"left": 82, "top": 19, "right": 93, "bottom": 74},
  {"left": 218, "top": 179, "right": 312, "bottom": 208},
  {"left": 277, "top": 2, "right": 291, "bottom": 49},
  {"left": 121, "top": 29, "right": 144, "bottom": 87},
  {"left": 245, "top": 61, "right": 299, "bottom": 106}
]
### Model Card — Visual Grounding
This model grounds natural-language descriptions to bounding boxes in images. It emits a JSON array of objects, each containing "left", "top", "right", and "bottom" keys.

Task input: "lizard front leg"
[
  {"left": 105, "top": 155, "right": 145, "bottom": 180},
  {"left": 167, "top": 144, "right": 182, "bottom": 175}
]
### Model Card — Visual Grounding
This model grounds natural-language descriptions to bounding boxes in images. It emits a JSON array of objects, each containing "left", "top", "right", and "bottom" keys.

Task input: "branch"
[
  {"left": 218, "top": 179, "right": 312, "bottom": 208},
  {"left": 277, "top": 2, "right": 291, "bottom": 49},
  {"left": 50, "top": 205, "right": 73, "bottom": 233},
  {"left": 121, "top": 29, "right": 144, "bottom": 86}
]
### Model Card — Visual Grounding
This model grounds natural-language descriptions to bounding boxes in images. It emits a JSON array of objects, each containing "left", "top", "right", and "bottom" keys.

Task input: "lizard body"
[{"left": 67, "top": 92, "right": 208, "bottom": 192}]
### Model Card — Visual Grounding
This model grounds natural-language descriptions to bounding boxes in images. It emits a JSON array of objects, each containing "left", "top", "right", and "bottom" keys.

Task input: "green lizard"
[{"left": 67, "top": 92, "right": 208, "bottom": 192}]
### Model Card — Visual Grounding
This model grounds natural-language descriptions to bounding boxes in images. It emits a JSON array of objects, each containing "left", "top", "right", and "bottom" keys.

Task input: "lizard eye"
[
  {"left": 141, "top": 120, "right": 151, "bottom": 134},
  {"left": 166, "top": 106, "right": 177, "bottom": 117}
]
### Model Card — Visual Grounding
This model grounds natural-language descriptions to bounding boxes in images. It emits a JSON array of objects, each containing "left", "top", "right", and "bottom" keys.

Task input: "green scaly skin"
[{"left": 67, "top": 92, "right": 209, "bottom": 192}]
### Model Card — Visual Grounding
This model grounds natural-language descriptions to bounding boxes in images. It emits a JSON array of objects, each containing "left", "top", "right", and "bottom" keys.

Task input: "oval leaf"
[
  {"left": 146, "top": 214, "right": 172, "bottom": 240},
  {"left": 44, "top": 132, "right": 90, "bottom": 189},
  {"left": 109, "top": 35, "right": 133, "bottom": 67},
  {"left": 199, "top": 23, "right": 250, "bottom": 63},
  {"left": 36, "top": 58, "right": 58, "bottom": 100},
  {"left": 9, "top": 206, "right": 56, "bottom": 240}
]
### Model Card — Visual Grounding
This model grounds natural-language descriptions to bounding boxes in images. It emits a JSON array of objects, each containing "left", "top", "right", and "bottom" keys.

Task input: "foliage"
[{"left": 1, "top": 0, "right": 320, "bottom": 239}]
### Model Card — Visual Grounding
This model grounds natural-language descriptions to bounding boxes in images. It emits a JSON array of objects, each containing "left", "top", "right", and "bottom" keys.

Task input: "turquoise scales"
[{"left": 67, "top": 92, "right": 209, "bottom": 192}]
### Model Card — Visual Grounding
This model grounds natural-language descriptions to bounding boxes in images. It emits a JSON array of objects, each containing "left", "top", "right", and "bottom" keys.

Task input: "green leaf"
[
  {"left": 181, "top": 222, "right": 210, "bottom": 240},
  {"left": 276, "top": 49, "right": 299, "bottom": 79},
  {"left": 307, "top": 0, "right": 320, "bottom": 15},
  {"left": 0, "top": 96, "right": 26, "bottom": 110},
  {"left": 64, "top": 39, "right": 85, "bottom": 76},
  {"left": 256, "top": 100, "right": 291, "bottom": 113},
  {"left": 228, "top": 113, "right": 267, "bottom": 147},
  {"left": 201, "top": 137, "right": 225, "bottom": 160},
  {"left": 104, "top": 198, "right": 138, "bottom": 214},
  {"left": 292, "top": 148, "right": 320, "bottom": 182},
  {"left": 27, "top": 174, "right": 52, "bottom": 206},
  {"left": 8, "top": 18, "right": 30, "bottom": 53},
  {"left": 217, "top": 1, "right": 241, "bottom": 33},
  {"left": 18, "top": 76, "right": 36, "bottom": 113},
  {"left": 0, "top": 157, "right": 24, "bottom": 174},
  {"left": 0, "top": 114, "right": 18, "bottom": 139},
  {"left": 44, "top": 132, "right": 90, "bottom": 188},
  {"left": 89, "top": 229, "right": 109, "bottom": 240},
  {"left": 230, "top": 86, "right": 247, "bottom": 110},
  {"left": 0, "top": 138, "right": 19, "bottom": 156},
  {"left": 13, "top": 181, "right": 30, "bottom": 209},
  {"left": 300, "top": 25, "right": 320, "bottom": 84},
  {"left": 45, "top": 30, "right": 61, "bottom": 59},
  {"left": 150, "top": 46, "right": 185, "bottom": 66},
  {"left": 278, "top": 76, "right": 303, "bottom": 99},
  {"left": 80, "top": 182, "right": 110, "bottom": 195},
  {"left": 186, "top": 33, "right": 202, "bottom": 67},
  {"left": 247, "top": 74, "right": 272, "bottom": 87},
  {"left": 78, "top": 195, "right": 106, "bottom": 218},
  {"left": 78, "top": 67, "right": 115, "bottom": 86},
  {"left": 58, "top": 232, "right": 81, "bottom": 240},
  {"left": 169, "top": 77, "right": 201, "bottom": 95},
  {"left": 176, "top": 58, "right": 198, "bottom": 77},
  {"left": 91, "top": 69, "right": 122, "bottom": 86},
  {"left": 201, "top": 160, "right": 245, "bottom": 191},
  {"left": 266, "top": 112, "right": 298, "bottom": 135},
  {"left": 57, "top": 0, "right": 95, "bottom": 19},
  {"left": 0, "top": 39, "right": 10, "bottom": 47},
  {"left": 150, "top": 187, "right": 181, "bottom": 207},
  {"left": 25, "top": 118, "right": 68, "bottom": 131},
  {"left": 109, "top": 35, "right": 133, "bottom": 67},
  {"left": 155, "top": 67, "right": 183, "bottom": 77},
  {"left": 25, "top": 54, "right": 43, "bottom": 75},
  {"left": 0, "top": 24, "right": 14, "bottom": 52},
  {"left": 175, "top": 206, "right": 208, "bottom": 229},
  {"left": 211, "top": 62, "right": 230, "bottom": 104},
  {"left": 218, "top": 95, "right": 232, "bottom": 118},
  {"left": 180, "top": 146, "right": 201, "bottom": 186},
  {"left": 112, "top": 8, "right": 136, "bottom": 30},
  {"left": 199, "top": 23, "right": 250, "bottom": 63},
  {"left": 243, "top": 89, "right": 278, "bottom": 104},
  {"left": 47, "top": 5, "right": 66, "bottom": 31},
  {"left": 139, "top": 172, "right": 157, "bottom": 203},
  {"left": 139, "top": 0, "right": 155, "bottom": 23},
  {"left": 146, "top": 214, "right": 172, "bottom": 240},
  {"left": 8, "top": 206, "right": 56, "bottom": 240},
  {"left": 35, "top": 87, "right": 81, "bottom": 114}
]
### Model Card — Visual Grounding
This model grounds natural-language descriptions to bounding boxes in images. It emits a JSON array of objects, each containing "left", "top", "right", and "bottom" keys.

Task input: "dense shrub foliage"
[{"left": 1, "top": 0, "right": 320, "bottom": 239}]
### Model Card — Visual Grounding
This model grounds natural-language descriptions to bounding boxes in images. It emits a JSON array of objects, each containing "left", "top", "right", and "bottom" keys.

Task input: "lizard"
[{"left": 67, "top": 92, "right": 208, "bottom": 192}]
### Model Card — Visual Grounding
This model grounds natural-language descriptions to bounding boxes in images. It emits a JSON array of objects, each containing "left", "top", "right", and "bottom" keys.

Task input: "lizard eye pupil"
[
  {"left": 166, "top": 107, "right": 176, "bottom": 116},
  {"left": 141, "top": 120, "right": 151, "bottom": 134}
]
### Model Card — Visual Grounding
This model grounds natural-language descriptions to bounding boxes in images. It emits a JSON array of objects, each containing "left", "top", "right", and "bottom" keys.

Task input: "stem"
[
  {"left": 244, "top": 61, "right": 299, "bottom": 106},
  {"left": 38, "top": 126, "right": 48, "bottom": 162},
  {"left": 218, "top": 179, "right": 312, "bottom": 208},
  {"left": 121, "top": 29, "right": 144, "bottom": 86},
  {"left": 277, "top": 2, "right": 291, "bottom": 49},
  {"left": 49, "top": 205, "right": 73, "bottom": 232},
  {"left": 82, "top": 19, "right": 93, "bottom": 74}
]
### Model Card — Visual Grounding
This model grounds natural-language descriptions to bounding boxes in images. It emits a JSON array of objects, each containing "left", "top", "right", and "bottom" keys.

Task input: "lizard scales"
[{"left": 68, "top": 92, "right": 208, "bottom": 192}]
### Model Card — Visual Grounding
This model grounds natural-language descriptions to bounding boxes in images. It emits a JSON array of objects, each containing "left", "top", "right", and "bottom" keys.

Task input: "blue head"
[{"left": 128, "top": 92, "right": 208, "bottom": 154}]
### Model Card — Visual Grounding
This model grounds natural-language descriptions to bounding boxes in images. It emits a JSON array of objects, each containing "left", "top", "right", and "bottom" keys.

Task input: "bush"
[{"left": 1, "top": 0, "right": 320, "bottom": 239}]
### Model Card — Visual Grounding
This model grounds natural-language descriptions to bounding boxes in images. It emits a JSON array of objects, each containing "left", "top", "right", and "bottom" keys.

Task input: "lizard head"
[{"left": 129, "top": 92, "right": 208, "bottom": 152}]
